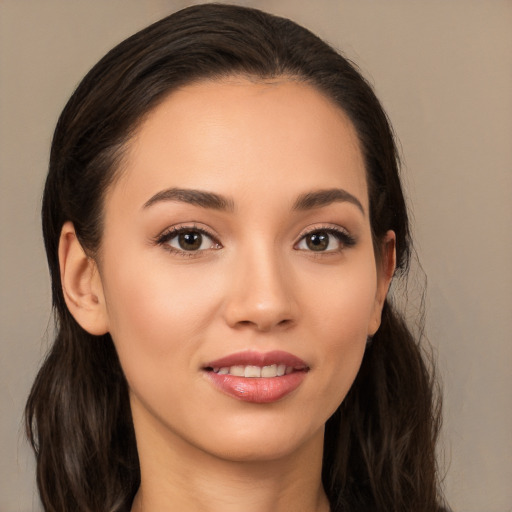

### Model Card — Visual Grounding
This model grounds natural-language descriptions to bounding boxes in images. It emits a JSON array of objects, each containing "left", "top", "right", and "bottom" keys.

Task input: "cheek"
[
  {"left": 99, "top": 253, "right": 227, "bottom": 428},
  {"left": 100, "top": 250, "right": 225, "bottom": 366},
  {"left": 306, "top": 256, "right": 377, "bottom": 404},
  {"left": 309, "top": 254, "right": 378, "bottom": 338}
]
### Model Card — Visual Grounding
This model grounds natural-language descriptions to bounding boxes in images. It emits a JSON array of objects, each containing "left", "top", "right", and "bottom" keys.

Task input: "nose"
[{"left": 222, "top": 245, "right": 297, "bottom": 332}]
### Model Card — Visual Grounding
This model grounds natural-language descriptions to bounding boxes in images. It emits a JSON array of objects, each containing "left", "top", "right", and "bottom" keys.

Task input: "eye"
[
  {"left": 156, "top": 226, "right": 221, "bottom": 253},
  {"left": 296, "top": 228, "right": 355, "bottom": 252}
]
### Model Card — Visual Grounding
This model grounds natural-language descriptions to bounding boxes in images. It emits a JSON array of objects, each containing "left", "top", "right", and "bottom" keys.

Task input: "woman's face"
[{"left": 96, "top": 78, "right": 393, "bottom": 462}]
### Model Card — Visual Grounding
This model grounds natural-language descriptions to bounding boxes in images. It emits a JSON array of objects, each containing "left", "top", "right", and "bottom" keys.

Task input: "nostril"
[
  {"left": 223, "top": 288, "right": 296, "bottom": 331},
  {"left": 233, "top": 318, "right": 294, "bottom": 331}
]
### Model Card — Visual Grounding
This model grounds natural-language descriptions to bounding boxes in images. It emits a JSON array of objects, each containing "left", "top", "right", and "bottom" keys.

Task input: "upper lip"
[{"left": 203, "top": 350, "right": 308, "bottom": 370}]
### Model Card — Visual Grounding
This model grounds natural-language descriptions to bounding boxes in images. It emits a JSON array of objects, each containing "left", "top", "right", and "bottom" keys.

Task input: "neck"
[{"left": 130, "top": 416, "right": 330, "bottom": 512}]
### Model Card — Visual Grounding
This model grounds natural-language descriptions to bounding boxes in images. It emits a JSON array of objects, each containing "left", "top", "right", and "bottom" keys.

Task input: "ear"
[
  {"left": 368, "top": 230, "right": 396, "bottom": 336},
  {"left": 58, "top": 221, "right": 109, "bottom": 335}
]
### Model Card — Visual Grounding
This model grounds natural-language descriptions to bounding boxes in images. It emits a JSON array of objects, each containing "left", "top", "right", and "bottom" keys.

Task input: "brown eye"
[
  {"left": 305, "top": 232, "right": 329, "bottom": 251},
  {"left": 296, "top": 228, "right": 355, "bottom": 253},
  {"left": 160, "top": 228, "right": 220, "bottom": 253},
  {"left": 178, "top": 231, "right": 203, "bottom": 251}
]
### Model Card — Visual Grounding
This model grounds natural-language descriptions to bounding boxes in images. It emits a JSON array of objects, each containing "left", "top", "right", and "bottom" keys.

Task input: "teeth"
[
  {"left": 229, "top": 365, "right": 245, "bottom": 377},
  {"left": 212, "top": 364, "right": 297, "bottom": 377},
  {"left": 261, "top": 364, "right": 277, "bottom": 377},
  {"left": 244, "top": 365, "right": 261, "bottom": 378}
]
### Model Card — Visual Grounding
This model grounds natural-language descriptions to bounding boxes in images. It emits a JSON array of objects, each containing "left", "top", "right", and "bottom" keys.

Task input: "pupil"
[
  {"left": 307, "top": 232, "right": 328, "bottom": 251},
  {"left": 179, "top": 232, "right": 202, "bottom": 250}
]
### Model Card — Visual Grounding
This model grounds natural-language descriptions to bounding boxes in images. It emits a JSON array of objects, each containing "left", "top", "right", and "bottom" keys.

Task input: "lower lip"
[{"left": 204, "top": 371, "right": 307, "bottom": 403}]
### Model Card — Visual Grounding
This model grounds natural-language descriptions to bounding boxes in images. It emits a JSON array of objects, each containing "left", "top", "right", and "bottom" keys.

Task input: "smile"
[
  {"left": 210, "top": 364, "right": 295, "bottom": 377},
  {"left": 203, "top": 350, "right": 309, "bottom": 403}
]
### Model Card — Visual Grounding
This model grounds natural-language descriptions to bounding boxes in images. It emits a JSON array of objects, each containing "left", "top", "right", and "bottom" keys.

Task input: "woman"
[{"left": 26, "top": 4, "right": 446, "bottom": 511}]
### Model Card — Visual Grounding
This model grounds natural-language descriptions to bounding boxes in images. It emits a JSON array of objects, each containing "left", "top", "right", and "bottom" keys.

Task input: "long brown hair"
[{"left": 26, "top": 4, "right": 447, "bottom": 511}]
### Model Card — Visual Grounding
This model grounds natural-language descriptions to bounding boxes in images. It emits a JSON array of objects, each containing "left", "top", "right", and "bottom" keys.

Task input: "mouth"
[
  {"left": 206, "top": 364, "right": 298, "bottom": 378},
  {"left": 202, "top": 350, "right": 309, "bottom": 403}
]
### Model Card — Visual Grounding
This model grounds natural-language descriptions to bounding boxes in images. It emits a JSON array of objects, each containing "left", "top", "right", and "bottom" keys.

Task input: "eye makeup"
[
  {"left": 152, "top": 221, "right": 356, "bottom": 259},
  {"left": 154, "top": 224, "right": 222, "bottom": 257},
  {"left": 295, "top": 225, "right": 356, "bottom": 253}
]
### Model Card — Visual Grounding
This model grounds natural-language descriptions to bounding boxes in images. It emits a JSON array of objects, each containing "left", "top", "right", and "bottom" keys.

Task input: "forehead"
[{"left": 110, "top": 78, "right": 368, "bottom": 210}]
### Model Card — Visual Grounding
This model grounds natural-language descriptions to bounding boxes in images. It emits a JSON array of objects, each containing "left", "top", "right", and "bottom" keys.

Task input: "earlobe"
[
  {"left": 59, "top": 221, "right": 109, "bottom": 335},
  {"left": 368, "top": 230, "right": 396, "bottom": 336}
]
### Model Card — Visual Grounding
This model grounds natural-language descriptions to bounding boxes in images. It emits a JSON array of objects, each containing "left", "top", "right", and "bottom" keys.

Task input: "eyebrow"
[
  {"left": 292, "top": 188, "right": 365, "bottom": 215},
  {"left": 143, "top": 186, "right": 364, "bottom": 215},
  {"left": 143, "top": 187, "right": 235, "bottom": 211}
]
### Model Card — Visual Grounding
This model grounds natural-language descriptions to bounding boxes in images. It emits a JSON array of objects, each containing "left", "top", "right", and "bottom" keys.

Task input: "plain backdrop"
[{"left": 1, "top": 1, "right": 511, "bottom": 511}]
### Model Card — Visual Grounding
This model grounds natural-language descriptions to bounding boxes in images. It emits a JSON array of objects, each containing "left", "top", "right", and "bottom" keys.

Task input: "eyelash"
[
  {"left": 295, "top": 226, "right": 356, "bottom": 254},
  {"left": 154, "top": 224, "right": 356, "bottom": 257},
  {"left": 155, "top": 225, "right": 221, "bottom": 257}
]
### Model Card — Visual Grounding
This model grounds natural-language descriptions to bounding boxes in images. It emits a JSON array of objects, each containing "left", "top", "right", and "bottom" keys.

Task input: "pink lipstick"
[{"left": 203, "top": 350, "right": 309, "bottom": 403}]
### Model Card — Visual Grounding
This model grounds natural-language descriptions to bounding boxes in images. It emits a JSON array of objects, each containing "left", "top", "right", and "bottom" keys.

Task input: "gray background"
[{"left": 1, "top": 1, "right": 511, "bottom": 511}]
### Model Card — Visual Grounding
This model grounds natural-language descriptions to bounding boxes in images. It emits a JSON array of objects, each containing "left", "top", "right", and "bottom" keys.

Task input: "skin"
[{"left": 59, "top": 78, "right": 395, "bottom": 512}]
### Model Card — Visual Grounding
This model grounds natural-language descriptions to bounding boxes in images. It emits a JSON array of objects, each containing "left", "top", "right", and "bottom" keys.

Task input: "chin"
[
  {"left": 192, "top": 415, "right": 325, "bottom": 464},
  {"left": 204, "top": 438, "right": 310, "bottom": 464}
]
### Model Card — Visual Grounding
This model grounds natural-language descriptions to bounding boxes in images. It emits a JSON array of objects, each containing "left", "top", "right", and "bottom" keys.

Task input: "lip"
[
  {"left": 204, "top": 350, "right": 308, "bottom": 369},
  {"left": 202, "top": 350, "right": 309, "bottom": 403}
]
